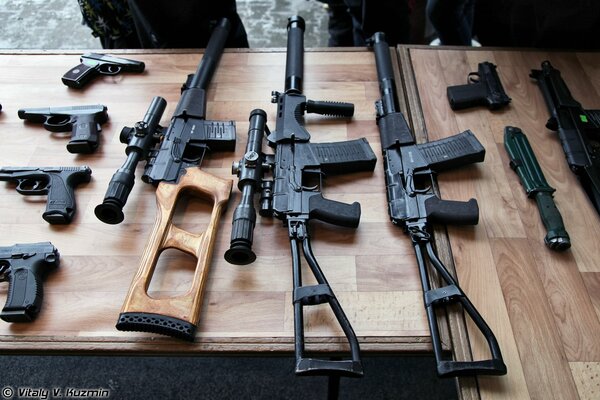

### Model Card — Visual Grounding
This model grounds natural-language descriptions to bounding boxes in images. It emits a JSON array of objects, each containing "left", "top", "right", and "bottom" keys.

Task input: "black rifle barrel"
[
  {"left": 371, "top": 32, "right": 400, "bottom": 115},
  {"left": 95, "top": 96, "right": 167, "bottom": 224},
  {"left": 285, "top": 16, "right": 305, "bottom": 94},
  {"left": 189, "top": 18, "right": 231, "bottom": 90}
]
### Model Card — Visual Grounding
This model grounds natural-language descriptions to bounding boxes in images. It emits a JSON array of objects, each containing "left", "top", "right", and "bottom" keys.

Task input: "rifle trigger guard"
[
  {"left": 288, "top": 220, "right": 309, "bottom": 240},
  {"left": 408, "top": 226, "right": 430, "bottom": 243}
]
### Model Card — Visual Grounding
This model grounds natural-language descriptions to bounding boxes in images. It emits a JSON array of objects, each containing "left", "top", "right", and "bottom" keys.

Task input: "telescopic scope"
[
  {"left": 94, "top": 96, "right": 166, "bottom": 224},
  {"left": 224, "top": 109, "right": 268, "bottom": 265}
]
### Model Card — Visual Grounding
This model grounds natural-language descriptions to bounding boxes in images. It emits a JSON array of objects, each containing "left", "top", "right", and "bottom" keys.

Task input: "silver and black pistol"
[{"left": 62, "top": 53, "right": 145, "bottom": 89}]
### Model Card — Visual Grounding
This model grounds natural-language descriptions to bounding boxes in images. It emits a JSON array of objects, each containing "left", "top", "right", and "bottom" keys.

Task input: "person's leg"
[
  {"left": 427, "top": 0, "right": 472, "bottom": 45},
  {"left": 325, "top": 0, "right": 355, "bottom": 46},
  {"left": 344, "top": 0, "right": 410, "bottom": 46}
]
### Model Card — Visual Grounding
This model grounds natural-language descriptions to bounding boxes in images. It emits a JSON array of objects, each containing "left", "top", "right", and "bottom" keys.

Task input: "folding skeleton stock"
[
  {"left": 104, "top": 19, "right": 235, "bottom": 340},
  {"left": 368, "top": 33, "right": 506, "bottom": 377},
  {"left": 224, "top": 16, "right": 377, "bottom": 377}
]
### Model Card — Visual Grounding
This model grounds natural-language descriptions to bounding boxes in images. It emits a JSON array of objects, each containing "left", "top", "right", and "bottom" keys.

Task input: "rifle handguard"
[
  {"left": 116, "top": 168, "right": 232, "bottom": 340},
  {"left": 306, "top": 100, "right": 354, "bottom": 117}
]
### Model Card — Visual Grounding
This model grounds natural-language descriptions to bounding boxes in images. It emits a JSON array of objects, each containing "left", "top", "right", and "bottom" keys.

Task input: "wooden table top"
[
  {"left": 4, "top": 46, "right": 598, "bottom": 399},
  {"left": 0, "top": 49, "right": 433, "bottom": 354},
  {"left": 401, "top": 46, "right": 600, "bottom": 400}
]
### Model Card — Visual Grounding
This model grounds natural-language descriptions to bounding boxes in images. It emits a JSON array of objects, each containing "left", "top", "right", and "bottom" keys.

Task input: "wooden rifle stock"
[{"left": 116, "top": 168, "right": 232, "bottom": 341}]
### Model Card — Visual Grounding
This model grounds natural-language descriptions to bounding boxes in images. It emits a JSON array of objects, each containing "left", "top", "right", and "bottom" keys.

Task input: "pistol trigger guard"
[
  {"left": 44, "top": 115, "right": 72, "bottom": 132},
  {"left": 16, "top": 178, "right": 48, "bottom": 195},
  {"left": 98, "top": 64, "right": 122, "bottom": 76},
  {"left": 0, "top": 261, "right": 9, "bottom": 282},
  {"left": 468, "top": 72, "right": 480, "bottom": 84}
]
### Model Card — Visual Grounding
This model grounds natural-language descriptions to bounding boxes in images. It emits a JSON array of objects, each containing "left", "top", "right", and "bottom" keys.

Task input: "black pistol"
[
  {"left": 447, "top": 61, "right": 511, "bottom": 110},
  {"left": 62, "top": 53, "right": 145, "bottom": 89},
  {"left": 18, "top": 104, "right": 108, "bottom": 153},
  {"left": 0, "top": 242, "right": 59, "bottom": 322},
  {"left": 0, "top": 166, "right": 92, "bottom": 224}
]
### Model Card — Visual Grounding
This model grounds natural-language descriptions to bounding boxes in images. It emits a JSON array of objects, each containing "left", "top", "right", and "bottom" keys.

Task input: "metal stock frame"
[
  {"left": 225, "top": 16, "right": 365, "bottom": 379},
  {"left": 287, "top": 218, "right": 363, "bottom": 378},
  {"left": 396, "top": 45, "right": 486, "bottom": 400}
]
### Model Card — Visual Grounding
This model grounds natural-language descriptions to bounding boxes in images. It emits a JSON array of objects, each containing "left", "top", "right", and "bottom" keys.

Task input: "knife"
[{"left": 504, "top": 126, "right": 571, "bottom": 251}]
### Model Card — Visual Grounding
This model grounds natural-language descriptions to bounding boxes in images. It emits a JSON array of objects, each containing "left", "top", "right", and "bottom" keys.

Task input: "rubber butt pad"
[{"left": 116, "top": 312, "right": 196, "bottom": 341}]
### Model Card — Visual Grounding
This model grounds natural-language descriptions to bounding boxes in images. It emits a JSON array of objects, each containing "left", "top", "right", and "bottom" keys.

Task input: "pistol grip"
[
  {"left": 66, "top": 114, "right": 101, "bottom": 153},
  {"left": 309, "top": 194, "right": 361, "bottom": 228},
  {"left": 62, "top": 63, "right": 99, "bottom": 89},
  {"left": 447, "top": 83, "right": 487, "bottom": 110},
  {"left": 44, "top": 169, "right": 91, "bottom": 225},
  {"left": 116, "top": 168, "right": 232, "bottom": 340},
  {"left": 43, "top": 174, "right": 77, "bottom": 224},
  {"left": 424, "top": 196, "right": 479, "bottom": 226},
  {"left": 1, "top": 267, "right": 44, "bottom": 322}
]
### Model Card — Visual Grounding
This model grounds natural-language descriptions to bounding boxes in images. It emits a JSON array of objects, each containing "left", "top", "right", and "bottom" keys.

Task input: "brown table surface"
[
  {"left": 0, "top": 49, "right": 435, "bottom": 355},
  {"left": 3, "top": 46, "right": 598, "bottom": 399},
  {"left": 400, "top": 46, "right": 600, "bottom": 400}
]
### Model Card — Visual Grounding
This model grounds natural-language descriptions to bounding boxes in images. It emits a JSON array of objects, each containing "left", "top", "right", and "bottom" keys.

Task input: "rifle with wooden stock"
[{"left": 95, "top": 19, "right": 236, "bottom": 340}]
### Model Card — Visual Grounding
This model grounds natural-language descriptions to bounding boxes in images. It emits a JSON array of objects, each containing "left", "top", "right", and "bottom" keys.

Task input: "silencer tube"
[{"left": 285, "top": 16, "right": 306, "bottom": 94}]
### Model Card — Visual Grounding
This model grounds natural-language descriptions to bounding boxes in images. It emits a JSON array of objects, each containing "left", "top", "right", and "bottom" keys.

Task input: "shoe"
[
  {"left": 471, "top": 38, "right": 481, "bottom": 47},
  {"left": 429, "top": 38, "right": 441, "bottom": 46}
]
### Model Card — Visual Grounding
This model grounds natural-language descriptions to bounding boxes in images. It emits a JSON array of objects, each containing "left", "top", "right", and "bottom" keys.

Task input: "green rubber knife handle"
[{"left": 504, "top": 126, "right": 571, "bottom": 251}]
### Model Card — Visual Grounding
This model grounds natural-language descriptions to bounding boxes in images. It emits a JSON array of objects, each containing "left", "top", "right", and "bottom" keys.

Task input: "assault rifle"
[
  {"left": 100, "top": 19, "right": 235, "bottom": 340},
  {"left": 369, "top": 32, "right": 506, "bottom": 377},
  {"left": 530, "top": 61, "right": 600, "bottom": 215},
  {"left": 224, "top": 16, "right": 377, "bottom": 377}
]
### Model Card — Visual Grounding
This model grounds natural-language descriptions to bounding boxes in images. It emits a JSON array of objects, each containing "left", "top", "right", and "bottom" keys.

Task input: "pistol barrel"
[{"left": 371, "top": 32, "right": 400, "bottom": 115}]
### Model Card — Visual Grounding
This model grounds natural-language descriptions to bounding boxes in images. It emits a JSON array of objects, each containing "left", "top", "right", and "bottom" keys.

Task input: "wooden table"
[
  {"left": 0, "top": 49, "right": 433, "bottom": 355},
  {"left": 400, "top": 46, "right": 600, "bottom": 400},
  {"left": 2, "top": 46, "right": 598, "bottom": 399}
]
